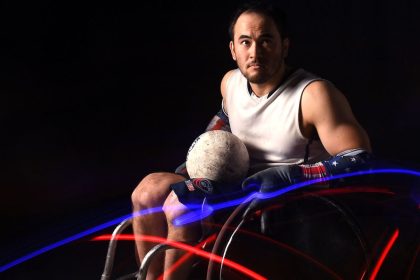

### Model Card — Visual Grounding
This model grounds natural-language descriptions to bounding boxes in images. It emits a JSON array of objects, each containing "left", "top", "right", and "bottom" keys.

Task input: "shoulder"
[
  {"left": 301, "top": 80, "right": 371, "bottom": 154},
  {"left": 302, "top": 79, "right": 355, "bottom": 125},
  {"left": 220, "top": 69, "right": 238, "bottom": 115},
  {"left": 220, "top": 69, "right": 238, "bottom": 99},
  {"left": 303, "top": 80, "right": 350, "bottom": 111},
  {"left": 304, "top": 79, "right": 337, "bottom": 99}
]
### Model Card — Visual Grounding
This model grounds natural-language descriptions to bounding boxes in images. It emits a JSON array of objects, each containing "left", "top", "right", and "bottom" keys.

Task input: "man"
[{"left": 131, "top": 1, "right": 371, "bottom": 279}]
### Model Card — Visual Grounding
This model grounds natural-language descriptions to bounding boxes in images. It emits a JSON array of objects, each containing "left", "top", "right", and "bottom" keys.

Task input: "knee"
[
  {"left": 162, "top": 192, "right": 189, "bottom": 226},
  {"left": 163, "top": 192, "right": 202, "bottom": 241},
  {"left": 131, "top": 172, "right": 169, "bottom": 209},
  {"left": 131, "top": 172, "right": 185, "bottom": 210}
]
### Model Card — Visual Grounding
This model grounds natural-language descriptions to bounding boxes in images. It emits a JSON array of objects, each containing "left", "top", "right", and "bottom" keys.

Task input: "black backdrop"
[{"left": 1, "top": 0, "right": 420, "bottom": 270}]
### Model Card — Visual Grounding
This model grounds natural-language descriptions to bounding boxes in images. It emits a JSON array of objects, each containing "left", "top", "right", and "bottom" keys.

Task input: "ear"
[
  {"left": 229, "top": 41, "right": 237, "bottom": 61},
  {"left": 282, "top": 38, "right": 290, "bottom": 58}
]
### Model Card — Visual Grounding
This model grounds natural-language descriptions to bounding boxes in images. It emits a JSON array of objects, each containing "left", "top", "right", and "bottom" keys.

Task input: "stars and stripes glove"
[
  {"left": 241, "top": 149, "right": 375, "bottom": 218},
  {"left": 242, "top": 149, "right": 374, "bottom": 193},
  {"left": 170, "top": 178, "right": 242, "bottom": 205}
]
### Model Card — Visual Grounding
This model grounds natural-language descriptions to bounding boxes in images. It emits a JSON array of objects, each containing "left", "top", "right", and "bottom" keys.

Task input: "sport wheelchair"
[{"left": 100, "top": 172, "right": 419, "bottom": 280}]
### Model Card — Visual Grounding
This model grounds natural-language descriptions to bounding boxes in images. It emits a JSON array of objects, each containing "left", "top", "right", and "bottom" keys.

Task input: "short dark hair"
[{"left": 228, "top": 0, "right": 289, "bottom": 40}]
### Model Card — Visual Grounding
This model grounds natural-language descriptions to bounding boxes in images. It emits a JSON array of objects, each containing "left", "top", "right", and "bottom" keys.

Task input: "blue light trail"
[{"left": 1, "top": 168, "right": 419, "bottom": 272}]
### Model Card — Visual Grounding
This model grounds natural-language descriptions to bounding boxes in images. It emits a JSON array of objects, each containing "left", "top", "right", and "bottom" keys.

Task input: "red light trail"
[
  {"left": 368, "top": 228, "right": 399, "bottom": 280},
  {"left": 92, "top": 234, "right": 267, "bottom": 280},
  {"left": 157, "top": 234, "right": 216, "bottom": 280},
  {"left": 203, "top": 221, "right": 344, "bottom": 280}
]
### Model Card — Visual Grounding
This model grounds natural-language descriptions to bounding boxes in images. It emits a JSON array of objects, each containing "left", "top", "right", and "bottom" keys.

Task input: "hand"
[
  {"left": 170, "top": 178, "right": 242, "bottom": 205},
  {"left": 241, "top": 165, "right": 302, "bottom": 219},
  {"left": 242, "top": 165, "right": 301, "bottom": 193},
  {"left": 170, "top": 178, "right": 217, "bottom": 205}
]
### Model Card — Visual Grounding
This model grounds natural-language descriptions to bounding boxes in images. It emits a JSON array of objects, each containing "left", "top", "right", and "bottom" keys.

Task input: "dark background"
[{"left": 1, "top": 0, "right": 419, "bottom": 278}]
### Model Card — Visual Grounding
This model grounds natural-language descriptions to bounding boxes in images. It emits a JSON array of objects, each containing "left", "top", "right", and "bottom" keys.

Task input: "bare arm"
[
  {"left": 301, "top": 80, "right": 371, "bottom": 156},
  {"left": 220, "top": 70, "right": 236, "bottom": 115}
]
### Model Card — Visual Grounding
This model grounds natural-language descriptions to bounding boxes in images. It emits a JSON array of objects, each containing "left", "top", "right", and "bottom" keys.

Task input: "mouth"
[{"left": 247, "top": 62, "right": 264, "bottom": 69}]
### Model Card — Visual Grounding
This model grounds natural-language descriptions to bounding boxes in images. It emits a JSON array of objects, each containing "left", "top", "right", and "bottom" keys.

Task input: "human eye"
[
  {"left": 261, "top": 38, "right": 273, "bottom": 47},
  {"left": 240, "top": 39, "right": 250, "bottom": 46}
]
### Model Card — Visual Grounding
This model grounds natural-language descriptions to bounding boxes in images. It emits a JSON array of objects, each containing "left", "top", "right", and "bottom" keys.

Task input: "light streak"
[
  {"left": 368, "top": 228, "right": 399, "bottom": 280},
  {"left": 93, "top": 231, "right": 341, "bottom": 279},
  {"left": 175, "top": 168, "right": 420, "bottom": 225},
  {"left": 91, "top": 233, "right": 217, "bottom": 279},
  {"left": 201, "top": 222, "right": 343, "bottom": 280},
  {"left": 0, "top": 207, "right": 165, "bottom": 273},
  {"left": 173, "top": 191, "right": 259, "bottom": 225},
  {"left": 312, "top": 186, "right": 395, "bottom": 196},
  {"left": 157, "top": 234, "right": 216, "bottom": 280},
  {"left": 406, "top": 243, "right": 420, "bottom": 279},
  {"left": 245, "top": 168, "right": 420, "bottom": 202},
  {"left": 1, "top": 168, "right": 418, "bottom": 272},
  {"left": 92, "top": 234, "right": 267, "bottom": 280}
]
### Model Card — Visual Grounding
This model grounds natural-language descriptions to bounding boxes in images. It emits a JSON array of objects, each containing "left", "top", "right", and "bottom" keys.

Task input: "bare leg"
[
  {"left": 131, "top": 172, "right": 185, "bottom": 280},
  {"left": 162, "top": 191, "right": 201, "bottom": 280}
]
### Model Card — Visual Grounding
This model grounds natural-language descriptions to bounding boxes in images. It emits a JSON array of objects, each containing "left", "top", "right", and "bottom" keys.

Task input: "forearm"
[
  {"left": 299, "top": 148, "right": 373, "bottom": 182},
  {"left": 243, "top": 149, "right": 376, "bottom": 193}
]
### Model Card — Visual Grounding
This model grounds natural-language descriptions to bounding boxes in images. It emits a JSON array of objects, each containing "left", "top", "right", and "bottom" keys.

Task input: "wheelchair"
[{"left": 100, "top": 173, "right": 420, "bottom": 280}]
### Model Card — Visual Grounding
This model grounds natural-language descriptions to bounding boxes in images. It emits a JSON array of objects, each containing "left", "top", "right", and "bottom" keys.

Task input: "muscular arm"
[
  {"left": 301, "top": 80, "right": 371, "bottom": 155},
  {"left": 221, "top": 70, "right": 236, "bottom": 115},
  {"left": 242, "top": 81, "right": 374, "bottom": 193}
]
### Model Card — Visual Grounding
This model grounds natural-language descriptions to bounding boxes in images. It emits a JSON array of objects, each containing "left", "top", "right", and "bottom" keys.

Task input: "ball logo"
[
  {"left": 186, "top": 136, "right": 201, "bottom": 161},
  {"left": 191, "top": 178, "right": 214, "bottom": 194}
]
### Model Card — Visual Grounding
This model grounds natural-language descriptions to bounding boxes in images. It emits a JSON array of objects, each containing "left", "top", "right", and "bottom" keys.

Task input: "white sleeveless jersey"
[{"left": 223, "top": 68, "right": 330, "bottom": 173}]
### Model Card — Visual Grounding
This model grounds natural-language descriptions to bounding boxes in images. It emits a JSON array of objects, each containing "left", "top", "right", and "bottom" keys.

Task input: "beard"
[
  {"left": 245, "top": 70, "right": 270, "bottom": 84},
  {"left": 241, "top": 59, "right": 284, "bottom": 84}
]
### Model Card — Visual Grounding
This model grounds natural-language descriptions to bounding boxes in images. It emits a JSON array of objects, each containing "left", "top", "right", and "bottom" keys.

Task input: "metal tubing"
[
  {"left": 136, "top": 243, "right": 172, "bottom": 280},
  {"left": 101, "top": 218, "right": 133, "bottom": 280}
]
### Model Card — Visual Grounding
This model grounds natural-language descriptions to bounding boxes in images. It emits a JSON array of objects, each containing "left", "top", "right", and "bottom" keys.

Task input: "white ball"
[{"left": 186, "top": 130, "right": 249, "bottom": 184}]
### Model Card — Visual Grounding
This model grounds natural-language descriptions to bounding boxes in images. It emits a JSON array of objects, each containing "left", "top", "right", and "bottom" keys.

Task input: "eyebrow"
[
  {"left": 260, "top": 33, "right": 274, "bottom": 38},
  {"left": 238, "top": 33, "right": 274, "bottom": 40},
  {"left": 238, "top": 35, "right": 252, "bottom": 40}
]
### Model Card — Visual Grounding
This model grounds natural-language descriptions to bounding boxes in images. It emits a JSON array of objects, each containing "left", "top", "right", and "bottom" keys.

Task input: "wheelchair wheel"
[{"left": 207, "top": 184, "right": 419, "bottom": 280}]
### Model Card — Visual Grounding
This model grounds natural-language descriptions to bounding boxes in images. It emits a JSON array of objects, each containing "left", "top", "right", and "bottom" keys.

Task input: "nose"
[{"left": 249, "top": 42, "right": 261, "bottom": 60}]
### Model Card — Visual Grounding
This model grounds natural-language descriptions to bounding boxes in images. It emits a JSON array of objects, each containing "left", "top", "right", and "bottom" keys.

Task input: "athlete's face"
[{"left": 230, "top": 12, "right": 289, "bottom": 84}]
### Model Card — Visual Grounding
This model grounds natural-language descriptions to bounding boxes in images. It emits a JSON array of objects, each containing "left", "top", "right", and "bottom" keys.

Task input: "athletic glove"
[
  {"left": 241, "top": 149, "right": 375, "bottom": 216},
  {"left": 242, "top": 165, "right": 302, "bottom": 194},
  {"left": 243, "top": 149, "right": 374, "bottom": 193},
  {"left": 170, "top": 178, "right": 242, "bottom": 205}
]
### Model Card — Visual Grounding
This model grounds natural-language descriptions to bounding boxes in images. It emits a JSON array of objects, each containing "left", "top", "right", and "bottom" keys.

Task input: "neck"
[{"left": 250, "top": 64, "right": 289, "bottom": 97}]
